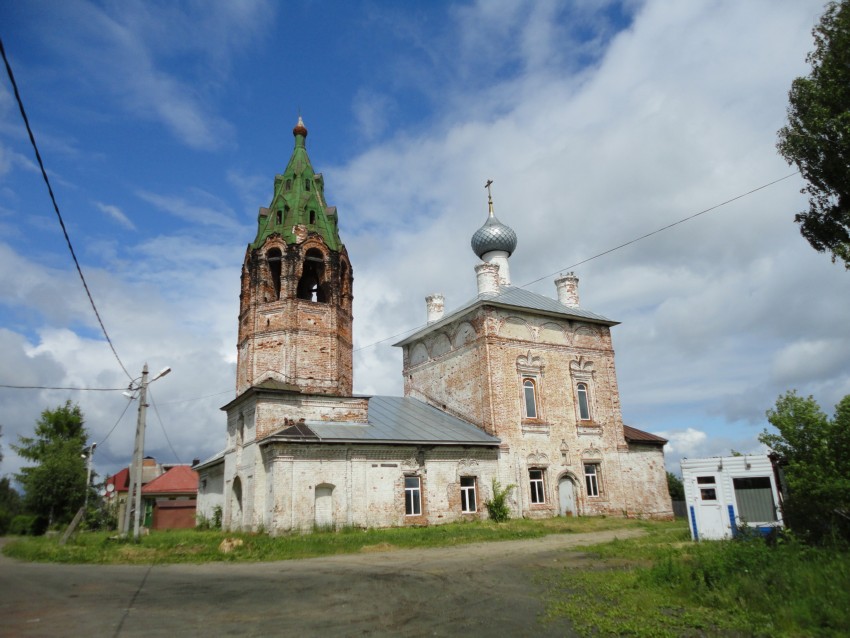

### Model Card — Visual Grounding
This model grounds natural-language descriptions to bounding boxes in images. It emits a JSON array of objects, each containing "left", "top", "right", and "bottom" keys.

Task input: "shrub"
[
  {"left": 9, "top": 514, "right": 48, "bottom": 536},
  {"left": 485, "top": 479, "right": 515, "bottom": 523}
]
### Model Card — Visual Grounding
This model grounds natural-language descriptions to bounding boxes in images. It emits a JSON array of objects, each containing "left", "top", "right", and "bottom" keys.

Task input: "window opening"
[
  {"left": 529, "top": 469, "right": 545, "bottom": 504},
  {"left": 309, "top": 210, "right": 316, "bottom": 225},
  {"left": 305, "top": 178, "right": 311, "bottom": 191},
  {"left": 276, "top": 210, "right": 282, "bottom": 225},
  {"left": 584, "top": 464, "right": 600, "bottom": 497},
  {"left": 577, "top": 383, "right": 591, "bottom": 420},
  {"left": 297, "top": 248, "right": 328, "bottom": 302},
  {"left": 697, "top": 476, "right": 717, "bottom": 501},
  {"left": 267, "top": 248, "right": 282, "bottom": 300},
  {"left": 285, "top": 179, "right": 292, "bottom": 191},
  {"left": 523, "top": 378, "right": 538, "bottom": 419},
  {"left": 460, "top": 476, "right": 477, "bottom": 513},
  {"left": 733, "top": 477, "right": 777, "bottom": 522},
  {"left": 405, "top": 476, "right": 421, "bottom": 516}
]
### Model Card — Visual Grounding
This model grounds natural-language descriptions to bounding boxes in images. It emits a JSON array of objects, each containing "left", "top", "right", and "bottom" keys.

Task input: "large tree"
[
  {"left": 12, "top": 401, "right": 90, "bottom": 527},
  {"left": 759, "top": 391, "right": 850, "bottom": 544},
  {"left": 777, "top": 0, "right": 850, "bottom": 269}
]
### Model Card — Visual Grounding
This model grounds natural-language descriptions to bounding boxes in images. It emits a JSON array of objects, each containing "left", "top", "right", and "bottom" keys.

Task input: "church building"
[{"left": 195, "top": 119, "right": 672, "bottom": 532}]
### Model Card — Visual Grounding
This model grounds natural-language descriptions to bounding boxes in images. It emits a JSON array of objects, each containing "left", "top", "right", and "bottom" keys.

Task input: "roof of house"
[
  {"left": 141, "top": 465, "right": 199, "bottom": 495},
  {"left": 264, "top": 395, "right": 500, "bottom": 447},
  {"left": 623, "top": 424, "right": 667, "bottom": 445},
  {"left": 395, "top": 286, "right": 617, "bottom": 346},
  {"left": 193, "top": 449, "right": 225, "bottom": 471},
  {"left": 106, "top": 467, "right": 130, "bottom": 492}
]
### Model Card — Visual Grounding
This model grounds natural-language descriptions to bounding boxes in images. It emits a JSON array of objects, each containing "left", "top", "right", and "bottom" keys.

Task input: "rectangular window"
[
  {"left": 697, "top": 476, "right": 717, "bottom": 501},
  {"left": 529, "top": 469, "right": 545, "bottom": 504},
  {"left": 404, "top": 476, "right": 421, "bottom": 516},
  {"left": 733, "top": 477, "right": 777, "bottom": 522},
  {"left": 460, "top": 476, "right": 477, "bottom": 513},
  {"left": 584, "top": 464, "right": 600, "bottom": 497}
]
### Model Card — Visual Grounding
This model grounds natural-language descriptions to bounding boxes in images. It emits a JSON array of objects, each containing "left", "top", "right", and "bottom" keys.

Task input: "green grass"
[
  {"left": 2, "top": 514, "right": 640, "bottom": 565},
  {"left": 546, "top": 521, "right": 850, "bottom": 637}
]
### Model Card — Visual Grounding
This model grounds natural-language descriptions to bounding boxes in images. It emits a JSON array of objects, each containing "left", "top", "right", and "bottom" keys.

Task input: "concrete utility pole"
[
  {"left": 122, "top": 364, "right": 149, "bottom": 540},
  {"left": 120, "top": 363, "right": 171, "bottom": 541},
  {"left": 83, "top": 442, "right": 96, "bottom": 510}
]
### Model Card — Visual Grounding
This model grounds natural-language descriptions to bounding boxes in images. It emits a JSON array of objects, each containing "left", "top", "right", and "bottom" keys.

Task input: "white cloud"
[
  {"left": 95, "top": 202, "right": 136, "bottom": 230},
  {"left": 2, "top": 0, "right": 846, "bottom": 493}
]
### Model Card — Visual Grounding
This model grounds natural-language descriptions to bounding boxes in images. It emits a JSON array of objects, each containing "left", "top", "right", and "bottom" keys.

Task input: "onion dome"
[
  {"left": 471, "top": 187, "right": 517, "bottom": 258},
  {"left": 293, "top": 116, "right": 308, "bottom": 138}
]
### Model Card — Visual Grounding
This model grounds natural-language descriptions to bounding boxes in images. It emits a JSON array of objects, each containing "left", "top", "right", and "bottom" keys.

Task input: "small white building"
[{"left": 680, "top": 455, "right": 784, "bottom": 541}]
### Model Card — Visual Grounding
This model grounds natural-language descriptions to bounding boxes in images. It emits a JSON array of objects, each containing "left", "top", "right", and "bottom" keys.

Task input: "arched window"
[
  {"left": 267, "top": 248, "right": 282, "bottom": 300},
  {"left": 285, "top": 179, "right": 292, "bottom": 191},
  {"left": 309, "top": 210, "right": 316, "bottom": 225},
  {"left": 577, "top": 383, "right": 591, "bottom": 421},
  {"left": 305, "top": 178, "right": 311, "bottom": 191},
  {"left": 523, "top": 378, "right": 538, "bottom": 419},
  {"left": 297, "top": 248, "right": 328, "bottom": 302},
  {"left": 276, "top": 210, "right": 282, "bottom": 225}
]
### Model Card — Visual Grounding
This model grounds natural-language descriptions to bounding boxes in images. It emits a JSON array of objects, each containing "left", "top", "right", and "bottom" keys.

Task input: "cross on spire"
[{"left": 485, "top": 179, "right": 494, "bottom": 217}]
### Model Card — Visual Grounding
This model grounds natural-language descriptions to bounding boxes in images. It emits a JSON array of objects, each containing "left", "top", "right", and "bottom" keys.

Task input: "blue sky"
[{"left": 1, "top": 0, "right": 847, "bottom": 484}]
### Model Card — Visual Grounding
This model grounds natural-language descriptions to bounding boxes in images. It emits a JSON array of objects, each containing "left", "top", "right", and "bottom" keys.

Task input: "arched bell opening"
[
  {"left": 297, "top": 248, "right": 328, "bottom": 302},
  {"left": 267, "top": 248, "right": 283, "bottom": 300}
]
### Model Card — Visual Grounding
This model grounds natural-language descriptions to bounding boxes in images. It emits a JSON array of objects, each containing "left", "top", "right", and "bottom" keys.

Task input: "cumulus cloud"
[{"left": 1, "top": 0, "right": 846, "bottom": 486}]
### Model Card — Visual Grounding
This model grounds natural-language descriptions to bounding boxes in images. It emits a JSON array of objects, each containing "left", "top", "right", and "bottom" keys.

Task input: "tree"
[
  {"left": 12, "top": 401, "right": 90, "bottom": 528},
  {"left": 759, "top": 391, "right": 850, "bottom": 544},
  {"left": 666, "top": 472, "right": 684, "bottom": 501},
  {"left": 777, "top": 0, "right": 850, "bottom": 269}
]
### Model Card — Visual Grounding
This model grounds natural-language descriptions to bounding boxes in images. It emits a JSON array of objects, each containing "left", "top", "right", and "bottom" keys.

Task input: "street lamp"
[{"left": 120, "top": 363, "right": 171, "bottom": 541}]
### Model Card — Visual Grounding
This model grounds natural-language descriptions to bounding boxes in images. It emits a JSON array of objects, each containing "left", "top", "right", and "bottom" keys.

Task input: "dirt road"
[{"left": 0, "top": 528, "right": 643, "bottom": 637}]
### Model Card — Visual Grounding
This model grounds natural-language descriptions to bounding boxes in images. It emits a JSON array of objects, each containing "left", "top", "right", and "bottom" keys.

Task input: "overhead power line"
[
  {"left": 354, "top": 171, "right": 800, "bottom": 353},
  {"left": 0, "top": 384, "right": 126, "bottom": 391},
  {"left": 0, "top": 37, "right": 133, "bottom": 382}
]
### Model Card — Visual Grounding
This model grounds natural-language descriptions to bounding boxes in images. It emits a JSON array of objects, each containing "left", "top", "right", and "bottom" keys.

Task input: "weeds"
[
  {"left": 2, "top": 514, "right": 638, "bottom": 565},
  {"left": 485, "top": 478, "right": 515, "bottom": 522},
  {"left": 547, "top": 521, "right": 850, "bottom": 637}
]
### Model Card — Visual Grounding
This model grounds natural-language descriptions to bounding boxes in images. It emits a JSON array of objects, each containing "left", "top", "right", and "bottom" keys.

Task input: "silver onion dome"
[{"left": 471, "top": 214, "right": 518, "bottom": 258}]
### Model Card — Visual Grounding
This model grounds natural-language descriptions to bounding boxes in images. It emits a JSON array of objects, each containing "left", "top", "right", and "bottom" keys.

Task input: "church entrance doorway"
[
  {"left": 558, "top": 477, "right": 576, "bottom": 516},
  {"left": 315, "top": 484, "right": 334, "bottom": 529}
]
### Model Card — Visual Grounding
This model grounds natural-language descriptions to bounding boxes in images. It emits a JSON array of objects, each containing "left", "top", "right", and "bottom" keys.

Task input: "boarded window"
[{"left": 733, "top": 477, "right": 777, "bottom": 523}]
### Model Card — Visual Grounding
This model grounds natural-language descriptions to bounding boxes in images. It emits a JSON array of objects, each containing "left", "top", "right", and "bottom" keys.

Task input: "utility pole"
[
  {"left": 83, "top": 442, "right": 96, "bottom": 510},
  {"left": 120, "top": 363, "right": 170, "bottom": 541},
  {"left": 122, "top": 363, "right": 148, "bottom": 540}
]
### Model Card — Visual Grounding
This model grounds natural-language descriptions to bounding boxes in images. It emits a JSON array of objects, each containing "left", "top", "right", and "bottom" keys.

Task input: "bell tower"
[{"left": 236, "top": 117, "right": 353, "bottom": 396}]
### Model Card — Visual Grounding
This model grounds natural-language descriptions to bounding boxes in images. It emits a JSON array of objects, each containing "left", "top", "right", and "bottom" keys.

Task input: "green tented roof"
[{"left": 251, "top": 119, "right": 343, "bottom": 252}]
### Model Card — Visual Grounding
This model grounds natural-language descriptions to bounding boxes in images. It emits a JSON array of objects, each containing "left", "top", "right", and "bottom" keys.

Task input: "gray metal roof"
[
  {"left": 395, "top": 286, "right": 618, "bottom": 346},
  {"left": 193, "top": 449, "right": 225, "bottom": 470},
  {"left": 265, "top": 395, "right": 500, "bottom": 446}
]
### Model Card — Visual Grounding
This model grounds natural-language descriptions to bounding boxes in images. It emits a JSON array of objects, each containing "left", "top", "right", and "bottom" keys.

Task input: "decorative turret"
[{"left": 471, "top": 180, "right": 517, "bottom": 286}]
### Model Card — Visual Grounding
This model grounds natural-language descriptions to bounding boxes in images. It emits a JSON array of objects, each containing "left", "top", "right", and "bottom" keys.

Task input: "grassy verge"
[
  {"left": 2, "top": 514, "right": 640, "bottom": 565},
  {"left": 546, "top": 521, "right": 850, "bottom": 637}
]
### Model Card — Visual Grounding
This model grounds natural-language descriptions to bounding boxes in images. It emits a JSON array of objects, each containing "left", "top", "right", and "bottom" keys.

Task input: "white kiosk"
[{"left": 680, "top": 455, "right": 784, "bottom": 541}]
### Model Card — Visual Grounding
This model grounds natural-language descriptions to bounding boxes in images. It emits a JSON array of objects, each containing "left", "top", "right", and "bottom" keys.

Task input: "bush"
[
  {"left": 485, "top": 479, "right": 515, "bottom": 523},
  {"left": 8, "top": 514, "right": 48, "bottom": 536}
]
